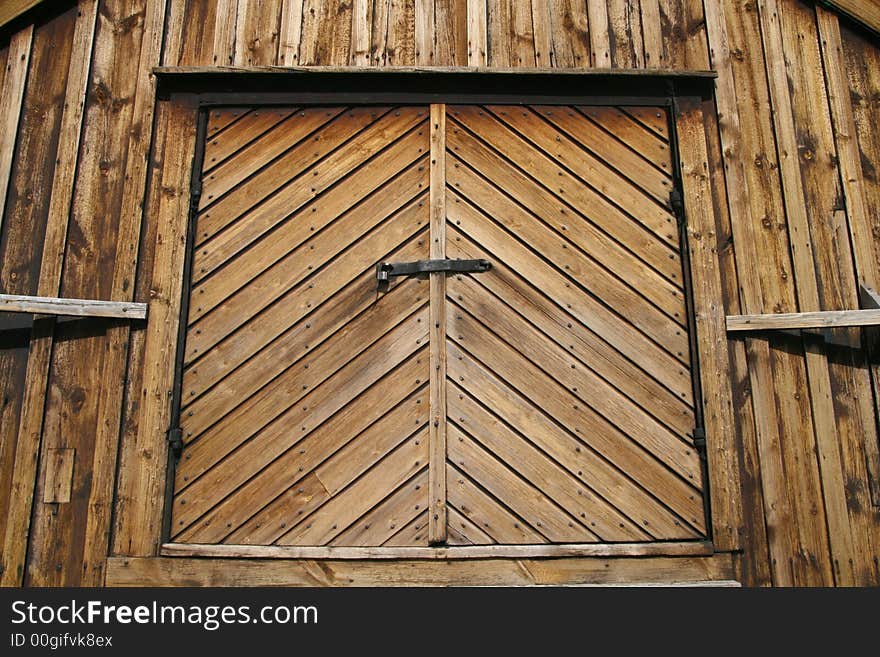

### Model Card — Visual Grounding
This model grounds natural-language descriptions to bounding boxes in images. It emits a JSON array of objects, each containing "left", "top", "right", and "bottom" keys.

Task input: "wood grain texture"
[
  {"left": 0, "top": 295, "right": 147, "bottom": 319},
  {"left": 106, "top": 554, "right": 737, "bottom": 586}
]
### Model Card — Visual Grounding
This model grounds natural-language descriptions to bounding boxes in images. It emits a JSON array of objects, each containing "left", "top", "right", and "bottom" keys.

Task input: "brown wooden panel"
[{"left": 172, "top": 106, "right": 430, "bottom": 548}]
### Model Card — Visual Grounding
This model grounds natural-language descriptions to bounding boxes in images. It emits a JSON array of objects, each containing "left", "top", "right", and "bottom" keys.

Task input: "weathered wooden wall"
[{"left": 0, "top": 0, "right": 878, "bottom": 586}]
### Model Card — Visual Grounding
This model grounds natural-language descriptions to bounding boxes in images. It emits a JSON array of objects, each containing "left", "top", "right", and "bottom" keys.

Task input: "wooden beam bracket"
[{"left": 0, "top": 294, "right": 148, "bottom": 320}]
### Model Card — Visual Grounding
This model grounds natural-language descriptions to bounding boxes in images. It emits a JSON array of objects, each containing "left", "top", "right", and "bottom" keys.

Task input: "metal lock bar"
[{"left": 376, "top": 258, "right": 492, "bottom": 282}]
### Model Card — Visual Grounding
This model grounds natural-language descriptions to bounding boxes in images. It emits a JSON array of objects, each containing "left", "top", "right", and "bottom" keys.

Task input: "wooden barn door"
[{"left": 168, "top": 103, "right": 707, "bottom": 550}]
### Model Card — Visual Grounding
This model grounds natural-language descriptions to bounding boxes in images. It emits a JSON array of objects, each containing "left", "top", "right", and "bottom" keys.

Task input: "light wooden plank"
[
  {"left": 640, "top": 0, "right": 663, "bottom": 68},
  {"left": 331, "top": 470, "right": 429, "bottom": 546},
  {"left": 350, "top": 0, "right": 370, "bottom": 66},
  {"left": 181, "top": 236, "right": 424, "bottom": 405},
  {"left": 0, "top": 25, "right": 32, "bottom": 243},
  {"left": 622, "top": 106, "right": 668, "bottom": 140},
  {"left": 415, "top": 0, "right": 434, "bottom": 64},
  {"left": 467, "top": 0, "right": 488, "bottom": 66},
  {"left": 173, "top": 319, "right": 429, "bottom": 529},
  {"left": 530, "top": 0, "right": 552, "bottom": 67},
  {"left": 447, "top": 229, "right": 693, "bottom": 441},
  {"left": 175, "top": 359, "right": 427, "bottom": 543},
  {"left": 42, "top": 448, "right": 74, "bottom": 504},
  {"left": 544, "top": 0, "right": 590, "bottom": 68},
  {"left": 449, "top": 384, "right": 656, "bottom": 540},
  {"left": 447, "top": 331, "right": 704, "bottom": 529},
  {"left": 278, "top": 435, "right": 429, "bottom": 545},
  {"left": 606, "top": 0, "right": 643, "bottom": 67},
  {"left": 212, "top": 0, "right": 237, "bottom": 66},
  {"left": 108, "top": 554, "right": 736, "bottom": 586},
  {"left": 447, "top": 115, "right": 681, "bottom": 286},
  {"left": 186, "top": 191, "right": 426, "bottom": 366},
  {"left": 447, "top": 147, "right": 684, "bottom": 319},
  {"left": 447, "top": 341, "right": 699, "bottom": 538},
  {"left": 0, "top": 0, "right": 41, "bottom": 28},
  {"left": 234, "top": 0, "right": 283, "bottom": 66},
  {"left": 822, "top": 0, "right": 880, "bottom": 36},
  {"left": 0, "top": 294, "right": 147, "bottom": 319},
  {"left": 537, "top": 106, "right": 673, "bottom": 203},
  {"left": 445, "top": 192, "right": 693, "bottom": 401},
  {"left": 759, "top": 0, "right": 860, "bottom": 584},
  {"left": 703, "top": 0, "right": 798, "bottom": 584},
  {"left": 727, "top": 309, "right": 880, "bottom": 331},
  {"left": 161, "top": 540, "right": 713, "bottom": 559},
  {"left": 202, "top": 107, "right": 294, "bottom": 171},
  {"left": 279, "top": 0, "right": 305, "bottom": 64},
  {"left": 675, "top": 96, "right": 743, "bottom": 552},
  {"left": 477, "top": 106, "right": 678, "bottom": 248},
  {"left": 446, "top": 506, "right": 493, "bottom": 545},
  {"left": 586, "top": 0, "right": 610, "bottom": 67},
  {"left": 449, "top": 274, "right": 698, "bottom": 483},
  {"left": 428, "top": 103, "right": 447, "bottom": 544},
  {"left": 447, "top": 464, "right": 546, "bottom": 544},
  {"left": 114, "top": 99, "right": 199, "bottom": 557},
  {"left": 383, "top": 511, "right": 430, "bottom": 546},
  {"left": 581, "top": 106, "right": 670, "bottom": 166}
]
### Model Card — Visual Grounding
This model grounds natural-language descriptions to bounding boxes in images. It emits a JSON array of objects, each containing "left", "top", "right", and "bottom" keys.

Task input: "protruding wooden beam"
[
  {"left": 860, "top": 282, "right": 880, "bottom": 309},
  {"left": 0, "top": 294, "right": 147, "bottom": 319},
  {"left": 726, "top": 309, "right": 880, "bottom": 332},
  {"left": 0, "top": 1, "right": 42, "bottom": 29},
  {"left": 820, "top": 1, "right": 880, "bottom": 36}
]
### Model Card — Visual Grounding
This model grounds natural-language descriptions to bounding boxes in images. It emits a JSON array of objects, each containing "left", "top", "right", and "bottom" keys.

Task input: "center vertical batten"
[{"left": 428, "top": 103, "right": 448, "bottom": 544}]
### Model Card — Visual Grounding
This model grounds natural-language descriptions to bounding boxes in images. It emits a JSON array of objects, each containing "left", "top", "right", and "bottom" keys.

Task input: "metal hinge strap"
[
  {"left": 377, "top": 258, "right": 491, "bottom": 282},
  {"left": 167, "top": 427, "right": 184, "bottom": 458}
]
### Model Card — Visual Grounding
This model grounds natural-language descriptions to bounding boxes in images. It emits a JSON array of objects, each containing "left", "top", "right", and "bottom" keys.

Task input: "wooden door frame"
[{"left": 112, "top": 70, "right": 742, "bottom": 584}]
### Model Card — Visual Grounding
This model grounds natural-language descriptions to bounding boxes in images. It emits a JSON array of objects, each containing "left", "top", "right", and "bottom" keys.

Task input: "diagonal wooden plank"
[
  {"left": 197, "top": 108, "right": 424, "bottom": 257},
  {"left": 446, "top": 506, "right": 494, "bottom": 545},
  {"left": 185, "top": 200, "right": 426, "bottom": 364},
  {"left": 452, "top": 106, "right": 678, "bottom": 248},
  {"left": 449, "top": 385, "right": 653, "bottom": 541},
  {"left": 578, "top": 106, "right": 671, "bottom": 174},
  {"left": 331, "top": 469, "right": 429, "bottom": 546},
  {"left": 450, "top": 171, "right": 690, "bottom": 354},
  {"left": 183, "top": 233, "right": 426, "bottom": 399},
  {"left": 447, "top": 345, "right": 700, "bottom": 538},
  {"left": 446, "top": 195, "right": 693, "bottom": 399},
  {"left": 449, "top": 275, "right": 698, "bottom": 481},
  {"left": 222, "top": 389, "right": 426, "bottom": 545},
  {"left": 449, "top": 425, "right": 598, "bottom": 543},
  {"left": 203, "top": 108, "right": 296, "bottom": 172},
  {"left": 183, "top": 275, "right": 426, "bottom": 443},
  {"left": 174, "top": 362, "right": 428, "bottom": 542},
  {"left": 192, "top": 155, "right": 427, "bottom": 316},
  {"left": 383, "top": 511, "right": 430, "bottom": 547},
  {"left": 202, "top": 106, "right": 342, "bottom": 201},
  {"left": 531, "top": 105, "right": 673, "bottom": 203},
  {"left": 447, "top": 231, "right": 694, "bottom": 436},
  {"left": 195, "top": 118, "right": 428, "bottom": 277},
  {"left": 447, "top": 152, "right": 685, "bottom": 314},
  {"left": 278, "top": 434, "right": 429, "bottom": 545},
  {"left": 447, "top": 326, "right": 705, "bottom": 531},
  {"left": 206, "top": 107, "right": 249, "bottom": 138},
  {"left": 447, "top": 464, "right": 546, "bottom": 544},
  {"left": 622, "top": 106, "right": 669, "bottom": 140},
  {"left": 173, "top": 316, "right": 428, "bottom": 526},
  {"left": 447, "top": 119, "right": 680, "bottom": 284}
]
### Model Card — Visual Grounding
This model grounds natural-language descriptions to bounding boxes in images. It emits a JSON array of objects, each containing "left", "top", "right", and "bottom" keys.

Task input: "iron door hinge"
[
  {"left": 692, "top": 427, "right": 707, "bottom": 457},
  {"left": 189, "top": 179, "right": 202, "bottom": 215},
  {"left": 669, "top": 189, "right": 685, "bottom": 224},
  {"left": 376, "top": 258, "right": 491, "bottom": 283},
  {"left": 167, "top": 427, "right": 184, "bottom": 458}
]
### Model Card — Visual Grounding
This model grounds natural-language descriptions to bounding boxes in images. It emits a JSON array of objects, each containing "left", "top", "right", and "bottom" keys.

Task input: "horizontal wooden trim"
[
  {"left": 155, "top": 65, "right": 718, "bottom": 78},
  {"left": 153, "top": 66, "right": 716, "bottom": 103},
  {"left": 108, "top": 554, "right": 738, "bottom": 586},
  {"left": 726, "top": 309, "right": 880, "bottom": 331},
  {"left": 0, "top": 294, "right": 147, "bottom": 319},
  {"left": 822, "top": 1, "right": 880, "bottom": 36},
  {"left": 161, "top": 541, "right": 714, "bottom": 560}
]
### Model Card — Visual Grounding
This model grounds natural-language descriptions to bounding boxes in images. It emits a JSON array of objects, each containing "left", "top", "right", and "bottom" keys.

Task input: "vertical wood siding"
[{"left": 0, "top": 0, "right": 878, "bottom": 585}]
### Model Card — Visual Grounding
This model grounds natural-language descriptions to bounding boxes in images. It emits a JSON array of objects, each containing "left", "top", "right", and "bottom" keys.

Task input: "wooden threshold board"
[{"left": 161, "top": 541, "right": 714, "bottom": 560}]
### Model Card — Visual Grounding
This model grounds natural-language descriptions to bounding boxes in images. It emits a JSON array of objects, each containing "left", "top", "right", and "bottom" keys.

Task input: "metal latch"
[
  {"left": 167, "top": 427, "right": 184, "bottom": 458},
  {"left": 376, "top": 258, "right": 491, "bottom": 283}
]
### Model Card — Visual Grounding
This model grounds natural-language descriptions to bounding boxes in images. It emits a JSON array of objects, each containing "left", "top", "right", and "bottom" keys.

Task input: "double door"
[{"left": 168, "top": 104, "right": 706, "bottom": 548}]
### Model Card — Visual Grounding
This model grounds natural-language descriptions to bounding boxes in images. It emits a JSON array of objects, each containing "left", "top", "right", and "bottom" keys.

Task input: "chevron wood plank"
[
  {"left": 203, "top": 107, "right": 295, "bottom": 172},
  {"left": 447, "top": 464, "right": 547, "bottom": 544},
  {"left": 331, "top": 469, "right": 429, "bottom": 546},
  {"left": 578, "top": 106, "right": 671, "bottom": 174}
]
